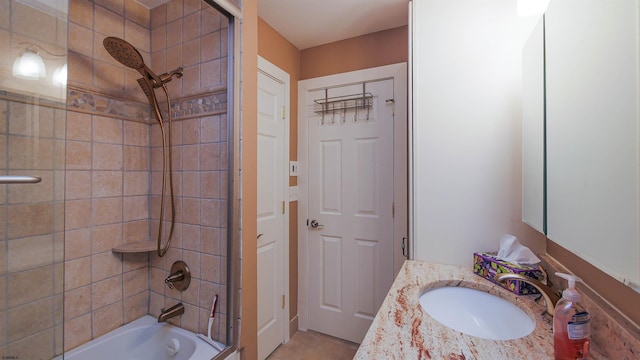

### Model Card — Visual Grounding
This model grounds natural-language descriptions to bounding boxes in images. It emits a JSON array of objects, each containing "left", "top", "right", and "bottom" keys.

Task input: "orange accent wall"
[
  {"left": 241, "top": 0, "right": 258, "bottom": 359},
  {"left": 257, "top": 17, "right": 301, "bottom": 331},
  {"left": 300, "top": 26, "right": 409, "bottom": 80}
]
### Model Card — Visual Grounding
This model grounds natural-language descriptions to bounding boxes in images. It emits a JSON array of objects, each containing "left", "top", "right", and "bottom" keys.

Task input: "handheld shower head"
[{"left": 103, "top": 36, "right": 145, "bottom": 70}]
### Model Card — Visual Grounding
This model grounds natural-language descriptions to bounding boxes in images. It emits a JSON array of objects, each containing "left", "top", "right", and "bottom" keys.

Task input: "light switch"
[{"left": 289, "top": 161, "right": 299, "bottom": 176}]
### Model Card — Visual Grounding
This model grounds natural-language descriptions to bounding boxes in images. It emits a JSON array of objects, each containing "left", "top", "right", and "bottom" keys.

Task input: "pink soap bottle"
[{"left": 553, "top": 273, "right": 590, "bottom": 360}]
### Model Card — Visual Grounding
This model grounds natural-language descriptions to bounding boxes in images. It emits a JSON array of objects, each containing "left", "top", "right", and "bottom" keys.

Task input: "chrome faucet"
[
  {"left": 158, "top": 302, "right": 185, "bottom": 323},
  {"left": 494, "top": 273, "right": 561, "bottom": 316}
]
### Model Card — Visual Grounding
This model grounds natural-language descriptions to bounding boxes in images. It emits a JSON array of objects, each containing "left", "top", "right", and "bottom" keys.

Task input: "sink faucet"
[
  {"left": 158, "top": 302, "right": 185, "bottom": 323},
  {"left": 494, "top": 273, "right": 561, "bottom": 316}
]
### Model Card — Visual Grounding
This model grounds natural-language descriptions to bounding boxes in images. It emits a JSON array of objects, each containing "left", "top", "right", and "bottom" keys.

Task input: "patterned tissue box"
[{"left": 473, "top": 252, "right": 544, "bottom": 295}]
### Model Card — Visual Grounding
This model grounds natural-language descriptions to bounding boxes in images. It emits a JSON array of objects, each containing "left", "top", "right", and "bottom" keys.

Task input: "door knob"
[{"left": 310, "top": 219, "right": 324, "bottom": 229}]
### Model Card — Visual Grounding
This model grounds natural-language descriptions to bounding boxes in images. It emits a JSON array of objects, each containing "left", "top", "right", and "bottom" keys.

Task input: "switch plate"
[
  {"left": 289, "top": 161, "right": 299, "bottom": 176},
  {"left": 289, "top": 186, "right": 298, "bottom": 202}
]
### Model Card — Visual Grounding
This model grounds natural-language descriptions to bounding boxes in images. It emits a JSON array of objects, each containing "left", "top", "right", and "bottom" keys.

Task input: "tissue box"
[{"left": 473, "top": 252, "right": 544, "bottom": 295}]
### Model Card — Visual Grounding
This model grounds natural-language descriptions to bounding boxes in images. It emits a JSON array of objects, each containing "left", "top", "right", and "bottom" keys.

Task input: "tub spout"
[
  {"left": 158, "top": 302, "right": 184, "bottom": 323},
  {"left": 494, "top": 273, "right": 561, "bottom": 316}
]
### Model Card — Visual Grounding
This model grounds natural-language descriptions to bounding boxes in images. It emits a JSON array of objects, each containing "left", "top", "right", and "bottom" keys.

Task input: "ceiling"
[{"left": 258, "top": 0, "right": 409, "bottom": 49}]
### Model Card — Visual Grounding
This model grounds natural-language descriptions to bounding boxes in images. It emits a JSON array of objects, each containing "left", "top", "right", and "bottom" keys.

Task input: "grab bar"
[{"left": 0, "top": 176, "right": 42, "bottom": 184}]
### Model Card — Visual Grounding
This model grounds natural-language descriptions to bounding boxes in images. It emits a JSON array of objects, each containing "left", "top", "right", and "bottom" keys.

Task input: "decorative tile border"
[
  {"left": 67, "top": 86, "right": 151, "bottom": 122},
  {"left": 0, "top": 89, "right": 67, "bottom": 111},
  {"left": 67, "top": 86, "right": 227, "bottom": 123}
]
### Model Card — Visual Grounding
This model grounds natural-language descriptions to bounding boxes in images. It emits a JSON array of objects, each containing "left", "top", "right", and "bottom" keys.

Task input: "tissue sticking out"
[{"left": 496, "top": 234, "right": 541, "bottom": 265}]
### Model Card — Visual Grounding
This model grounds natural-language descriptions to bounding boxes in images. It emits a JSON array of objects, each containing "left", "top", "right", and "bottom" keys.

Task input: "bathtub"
[{"left": 61, "top": 315, "right": 224, "bottom": 360}]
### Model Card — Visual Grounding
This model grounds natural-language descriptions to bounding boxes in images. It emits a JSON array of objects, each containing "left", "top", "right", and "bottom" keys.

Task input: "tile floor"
[{"left": 266, "top": 330, "right": 360, "bottom": 360}]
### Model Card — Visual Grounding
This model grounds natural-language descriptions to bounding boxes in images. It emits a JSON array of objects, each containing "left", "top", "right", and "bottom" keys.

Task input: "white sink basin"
[{"left": 418, "top": 286, "right": 535, "bottom": 340}]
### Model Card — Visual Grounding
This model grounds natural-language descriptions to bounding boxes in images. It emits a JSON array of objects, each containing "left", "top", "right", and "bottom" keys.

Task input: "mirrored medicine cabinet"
[{"left": 522, "top": 0, "right": 640, "bottom": 290}]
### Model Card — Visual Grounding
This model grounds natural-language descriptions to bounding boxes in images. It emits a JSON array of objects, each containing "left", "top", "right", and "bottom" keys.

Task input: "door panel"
[
  {"left": 307, "top": 79, "right": 395, "bottom": 343},
  {"left": 257, "top": 70, "right": 285, "bottom": 360}
]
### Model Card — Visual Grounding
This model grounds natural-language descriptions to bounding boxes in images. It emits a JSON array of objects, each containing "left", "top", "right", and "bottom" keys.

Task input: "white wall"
[{"left": 412, "top": 0, "right": 544, "bottom": 266}]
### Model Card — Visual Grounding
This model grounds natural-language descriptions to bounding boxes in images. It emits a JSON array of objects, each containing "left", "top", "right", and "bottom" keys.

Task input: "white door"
[
  {"left": 257, "top": 68, "right": 287, "bottom": 360},
  {"left": 306, "top": 78, "right": 396, "bottom": 343}
]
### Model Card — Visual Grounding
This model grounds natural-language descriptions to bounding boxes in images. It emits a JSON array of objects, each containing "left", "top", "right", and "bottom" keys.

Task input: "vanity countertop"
[{"left": 355, "top": 260, "right": 566, "bottom": 359}]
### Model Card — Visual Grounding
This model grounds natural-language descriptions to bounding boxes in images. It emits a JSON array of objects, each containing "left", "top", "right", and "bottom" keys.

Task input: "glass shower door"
[{"left": 0, "top": 0, "right": 68, "bottom": 358}]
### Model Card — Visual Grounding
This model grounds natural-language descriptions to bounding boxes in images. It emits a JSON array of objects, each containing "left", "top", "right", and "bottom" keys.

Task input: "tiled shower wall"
[
  {"left": 64, "top": 0, "right": 152, "bottom": 351},
  {"left": 64, "top": 0, "right": 229, "bottom": 351},
  {"left": 148, "top": 1, "right": 230, "bottom": 340}
]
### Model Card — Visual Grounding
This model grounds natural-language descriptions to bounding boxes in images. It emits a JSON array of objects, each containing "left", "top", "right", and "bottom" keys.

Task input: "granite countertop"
[{"left": 355, "top": 260, "right": 556, "bottom": 359}]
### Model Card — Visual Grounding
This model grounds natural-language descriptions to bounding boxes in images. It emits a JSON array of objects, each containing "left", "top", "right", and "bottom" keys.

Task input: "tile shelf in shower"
[{"left": 112, "top": 241, "right": 156, "bottom": 253}]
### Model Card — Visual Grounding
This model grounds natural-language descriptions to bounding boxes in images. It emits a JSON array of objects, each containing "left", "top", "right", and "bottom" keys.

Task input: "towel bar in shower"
[{"left": 0, "top": 175, "right": 42, "bottom": 184}]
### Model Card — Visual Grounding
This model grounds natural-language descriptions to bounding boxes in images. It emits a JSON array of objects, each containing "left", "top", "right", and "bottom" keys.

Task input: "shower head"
[{"left": 103, "top": 36, "right": 145, "bottom": 70}]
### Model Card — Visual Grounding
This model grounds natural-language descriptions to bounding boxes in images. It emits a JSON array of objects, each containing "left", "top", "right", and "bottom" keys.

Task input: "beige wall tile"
[
  {"left": 183, "top": 12, "right": 200, "bottom": 42},
  {"left": 8, "top": 235, "right": 54, "bottom": 272},
  {"left": 64, "top": 313, "right": 91, "bottom": 351},
  {"left": 201, "top": 7, "right": 222, "bottom": 35},
  {"left": 7, "top": 202, "right": 53, "bottom": 239},
  {"left": 69, "top": 22, "right": 94, "bottom": 58},
  {"left": 151, "top": 3, "right": 167, "bottom": 28},
  {"left": 7, "top": 266, "right": 53, "bottom": 308},
  {"left": 200, "top": 171, "right": 220, "bottom": 199},
  {"left": 182, "top": 224, "right": 200, "bottom": 251},
  {"left": 70, "top": 0, "right": 94, "bottom": 29},
  {"left": 91, "top": 252, "right": 122, "bottom": 282},
  {"left": 65, "top": 257, "right": 92, "bottom": 291},
  {"left": 123, "top": 252, "right": 148, "bottom": 271},
  {"left": 182, "top": 172, "right": 199, "bottom": 197},
  {"left": 92, "top": 223, "right": 123, "bottom": 253},
  {"left": 92, "top": 197, "right": 123, "bottom": 225},
  {"left": 64, "top": 285, "right": 91, "bottom": 321},
  {"left": 182, "top": 197, "right": 200, "bottom": 225},
  {"left": 8, "top": 136, "right": 54, "bottom": 170},
  {"left": 0, "top": 1, "right": 9, "bottom": 30},
  {"left": 12, "top": 2, "right": 57, "bottom": 44},
  {"left": 94, "top": 5, "right": 124, "bottom": 38},
  {"left": 92, "top": 144, "right": 123, "bottom": 170},
  {"left": 66, "top": 140, "right": 92, "bottom": 170},
  {"left": 181, "top": 302, "right": 199, "bottom": 333},
  {"left": 125, "top": 0, "right": 150, "bottom": 27},
  {"left": 166, "top": 43, "right": 183, "bottom": 71},
  {"left": 151, "top": 24, "right": 166, "bottom": 54},
  {"left": 95, "top": 0, "right": 124, "bottom": 15},
  {"left": 182, "top": 118, "right": 199, "bottom": 144},
  {"left": 124, "top": 291, "right": 148, "bottom": 323},
  {"left": 200, "top": 115, "right": 220, "bottom": 143},
  {"left": 199, "top": 143, "right": 217, "bottom": 171},
  {"left": 68, "top": 51, "right": 94, "bottom": 88},
  {"left": 182, "top": 64, "right": 200, "bottom": 95},
  {"left": 125, "top": 19, "right": 150, "bottom": 53},
  {"left": 92, "top": 301, "right": 123, "bottom": 338},
  {"left": 66, "top": 170, "right": 92, "bottom": 200},
  {"left": 65, "top": 199, "right": 91, "bottom": 230},
  {"left": 201, "top": 59, "right": 222, "bottom": 90},
  {"left": 182, "top": 144, "right": 199, "bottom": 171},
  {"left": 93, "top": 116, "right": 123, "bottom": 144},
  {"left": 8, "top": 298, "right": 54, "bottom": 343},
  {"left": 124, "top": 121, "right": 149, "bottom": 146},
  {"left": 67, "top": 111, "right": 92, "bottom": 141},
  {"left": 123, "top": 219, "right": 149, "bottom": 243},
  {"left": 92, "top": 276, "right": 122, "bottom": 309},
  {"left": 184, "top": 0, "right": 200, "bottom": 15},
  {"left": 92, "top": 171, "right": 123, "bottom": 198},
  {"left": 124, "top": 171, "right": 148, "bottom": 196},
  {"left": 8, "top": 102, "right": 54, "bottom": 138},
  {"left": 8, "top": 170, "right": 54, "bottom": 204},
  {"left": 123, "top": 267, "right": 148, "bottom": 296},
  {"left": 149, "top": 290, "right": 164, "bottom": 318},
  {"left": 94, "top": 60, "right": 126, "bottom": 96},
  {"left": 182, "top": 38, "right": 200, "bottom": 66},
  {"left": 123, "top": 195, "right": 148, "bottom": 221},
  {"left": 200, "top": 254, "right": 220, "bottom": 283},
  {"left": 124, "top": 146, "right": 150, "bottom": 171},
  {"left": 65, "top": 228, "right": 92, "bottom": 260},
  {"left": 167, "top": 0, "right": 184, "bottom": 22}
]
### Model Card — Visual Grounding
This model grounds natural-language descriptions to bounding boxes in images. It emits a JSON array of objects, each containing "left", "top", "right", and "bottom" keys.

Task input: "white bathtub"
[{"left": 61, "top": 315, "right": 223, "bottom": 360}]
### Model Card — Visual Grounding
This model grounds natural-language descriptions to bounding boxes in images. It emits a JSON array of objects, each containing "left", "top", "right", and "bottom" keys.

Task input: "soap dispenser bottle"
[{"left": 553, "top": 273, "right": 590, "bottom": 360}]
